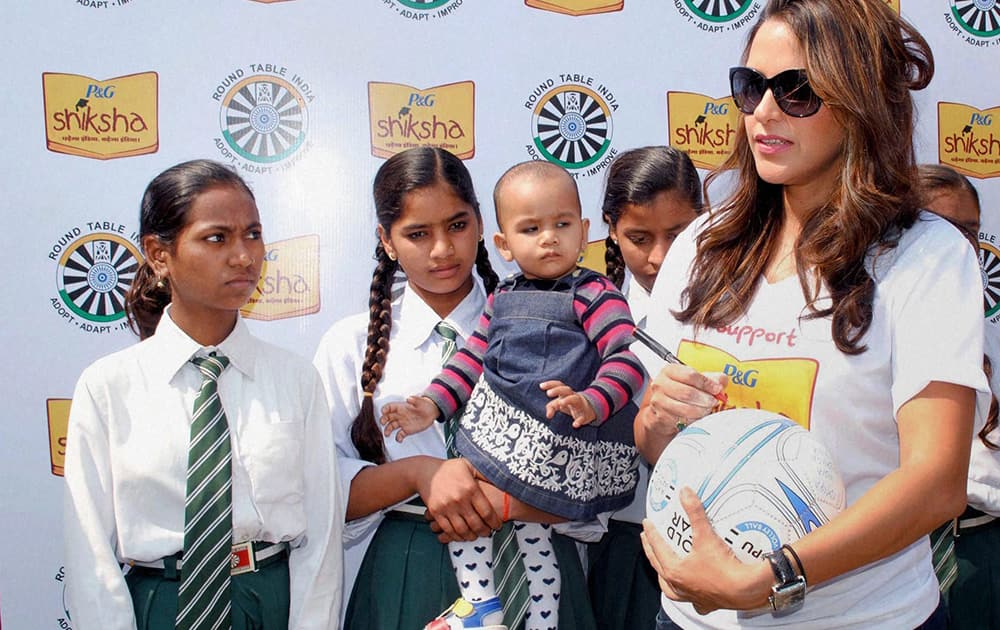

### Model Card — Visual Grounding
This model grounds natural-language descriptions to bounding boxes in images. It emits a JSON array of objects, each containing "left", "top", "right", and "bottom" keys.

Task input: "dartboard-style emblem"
[
  {"left": 57, "top": 233, "right": 142, "bottom": 322},
  {"left": 531, "top": 85, "right": 612, "bottom": 169},
  {"left": 981, "top": 242, "right": 1000, "bottom": 317},
  {"left": 398, "top": 0, "right": 451, "bottom": 8},
  {"left": 221, "top": 75, "right": 308, "bottom": 164},
  {"left": 952, "top": 0, "right": 1000, "bottom": 37},
  {"left": 683, "top": 0, "right": 754, "bottom": 22}
]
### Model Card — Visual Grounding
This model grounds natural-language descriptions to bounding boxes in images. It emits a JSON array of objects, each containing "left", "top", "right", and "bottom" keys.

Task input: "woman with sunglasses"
[{"left": 635, "top": 1, "right": 989, "bottom": 628}]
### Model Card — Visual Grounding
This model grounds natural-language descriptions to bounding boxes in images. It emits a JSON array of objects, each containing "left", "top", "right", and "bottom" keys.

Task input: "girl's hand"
[
  {"left": 540, "top": 380, "right": 597, "bottom": 428},
  {"left": 416, "top": 457, "right": 502, "bottom": 542},
  {"left": 640, "top": 488, "right": 771, "bottom": 614},
  {"left": 380, "top": 396, "right": 439, "bottom": 442}
]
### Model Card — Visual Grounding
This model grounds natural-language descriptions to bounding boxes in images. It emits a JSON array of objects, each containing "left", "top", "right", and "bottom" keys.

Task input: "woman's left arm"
[{"left": 641, "top": 380, "right": 975, "bottom": 613}]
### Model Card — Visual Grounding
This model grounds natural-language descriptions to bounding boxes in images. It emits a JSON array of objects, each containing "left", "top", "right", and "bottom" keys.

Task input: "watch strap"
[
  {"left": 765, "top": 548, "right": 806, "bottom": 613},
  {"left": 765, "top": 547, "right": 798, "bottom": 584}
]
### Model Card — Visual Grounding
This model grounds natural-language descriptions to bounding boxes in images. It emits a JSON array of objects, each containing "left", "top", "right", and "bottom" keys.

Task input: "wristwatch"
[{"left": 764, "top": 548, "right": 806, "bottom": 613}]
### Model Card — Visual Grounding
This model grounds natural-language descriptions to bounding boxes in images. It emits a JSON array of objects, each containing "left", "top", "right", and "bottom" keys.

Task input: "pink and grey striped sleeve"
[
  {"left": 422, "top": 293, "right": 495, "bottom": 419},
  {"left": 573, "top": 275, "right": 644, "bottom": 424}
]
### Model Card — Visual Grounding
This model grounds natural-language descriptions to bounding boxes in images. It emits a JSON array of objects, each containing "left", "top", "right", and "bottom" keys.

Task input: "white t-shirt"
[{"left": 643, "top": 212, "right": 989, "bottom": 629}]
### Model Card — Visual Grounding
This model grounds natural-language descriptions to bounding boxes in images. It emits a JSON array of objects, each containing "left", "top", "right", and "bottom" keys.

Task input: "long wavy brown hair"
[{"left": 677, "top": 0, "right": 934, "bottom": 355}]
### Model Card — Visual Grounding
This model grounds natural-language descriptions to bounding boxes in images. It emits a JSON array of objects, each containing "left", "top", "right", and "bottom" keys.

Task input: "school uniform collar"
[
  {"left": 625, "top": 274, "right": 651, "bottom": 328},
  {"left": 144, "top": 306, "right": 257, "bottom": 384},
  {"left": 394, "top": 278, "right": 486, "bottom": 350}
]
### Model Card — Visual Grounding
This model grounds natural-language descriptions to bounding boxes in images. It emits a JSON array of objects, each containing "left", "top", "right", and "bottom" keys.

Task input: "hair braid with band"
[
  {"left": 604, "top": 235, "right": 626, "bottom": 289},
  {"left": 351, "top": 242, "right": 397, "bottom": 465}
]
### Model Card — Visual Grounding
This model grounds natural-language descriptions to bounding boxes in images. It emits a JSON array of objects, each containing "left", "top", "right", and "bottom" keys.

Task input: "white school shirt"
[
  {"left": 644, "top": 212, "right": 990, "bottom": 629},
  {"left": 63, "top": 310, "right": 343, "bottom": 630},
  {"left": 969, "top": 328, "right": 1000, "bottom": 515},
  {"left": 606, "top": 274, "right": 653, "bottom": 524}
]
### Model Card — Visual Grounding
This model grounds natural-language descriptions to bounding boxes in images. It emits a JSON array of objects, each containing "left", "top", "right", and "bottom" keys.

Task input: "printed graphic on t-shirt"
[{"left": 677, "top": 340, "right": 818, "bottom": 429}]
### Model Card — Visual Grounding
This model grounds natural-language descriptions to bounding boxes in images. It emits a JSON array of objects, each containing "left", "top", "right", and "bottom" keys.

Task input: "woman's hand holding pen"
[{"left": 636, "top": 364, "right": 728, "bottom": 464}]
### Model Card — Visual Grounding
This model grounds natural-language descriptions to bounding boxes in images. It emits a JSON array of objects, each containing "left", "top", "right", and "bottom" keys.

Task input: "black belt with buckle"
[{"left": 127, "top": 541, "right": 288, "bottom": 579}]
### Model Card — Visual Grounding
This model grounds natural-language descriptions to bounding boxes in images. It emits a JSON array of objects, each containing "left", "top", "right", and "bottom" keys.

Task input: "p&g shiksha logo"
[
  {"left": 213, "top": 64, "right": 314, "bottom": 174},
  {"left": 48, "top": 222, "right": 141, "bottom": 333},
  {"left": 673, "top": 0, "right": 761, "bottom": 32},
  {"left": 42, "top": 72, "right": 158, "bottom": 160},
  {"left": 945, "top": 0, "right": 1000, "bottom": 46},
  {"left": 385, "top": 0, "right": 465, "bottom": 20},
  {"left": 524, "top": 0, "right": 623, "bottom": 16},
  {"left": 525, "top": 75, "right": 619, "bottom": 178},
  {"left": 667, "top": 91, "right": 740, "bottom": 170}
]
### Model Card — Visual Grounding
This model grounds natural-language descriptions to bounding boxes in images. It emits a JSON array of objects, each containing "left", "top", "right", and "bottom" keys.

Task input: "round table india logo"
[
  {"left": 398, "top": 0, "right": 451, "bottom": 7},
  {"left": 952, "top": 0, "right": 1000, "bottom": 38},
  {"left": 57, "top": 233, "right": 141, "bottom": 322},
  {"left": 531, "top": 85, "right": 613, "bottom": 169},
  {"left": 683, "top": 0, "right": 754, "bottom": 22},
  {"left": 981, "top": 241, "right": 1000, "bottom": 317},
  {"left": 220, "top": 75, "right": 308, "bottom": 164}
]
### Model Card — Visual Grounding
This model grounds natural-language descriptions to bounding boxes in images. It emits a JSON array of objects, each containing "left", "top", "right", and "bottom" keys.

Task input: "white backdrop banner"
[{"left": 2, "top": 1, "right": 998, "bottom": 628}]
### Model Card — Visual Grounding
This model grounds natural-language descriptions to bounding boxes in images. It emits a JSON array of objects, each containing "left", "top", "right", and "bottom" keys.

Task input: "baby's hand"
[
  {"left": 540, "top": 380, "right": 597, "bottom": 428},
  {"left": 380, "top": 396, "right": 439, "bottom": 442}
]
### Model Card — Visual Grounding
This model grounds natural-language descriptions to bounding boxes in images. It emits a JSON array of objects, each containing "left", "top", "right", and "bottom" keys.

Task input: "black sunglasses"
[{"left": 729, "top": 66, "right": 822, "bottom": 118}]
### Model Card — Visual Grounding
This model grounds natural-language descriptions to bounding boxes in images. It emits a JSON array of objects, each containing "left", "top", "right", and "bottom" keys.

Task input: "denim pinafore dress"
[{"left": 455, "top": 269, "right": 639, "bottom": 521}]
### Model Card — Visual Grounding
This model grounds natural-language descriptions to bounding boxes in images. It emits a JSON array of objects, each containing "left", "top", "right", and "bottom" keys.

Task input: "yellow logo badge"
[
  {"left": 241, "top": 235, "right": 321, "bottom": 321},
  {"left": 938, "top": 102, "right": 1000, "bottom": 179},
  {"left": 525, "top": 0, "right": 623, "bottom": 16},
  {"left": 369, "top": 81, "right": 475, "bottom": 159},
  {"left": 43, "top": 72, "right": 158, "bottom": 160},
  {"left": 47, "top": 399, "right": 71, "bottom": 477},
  {"left": 667, "top": 92, "right": 739, "bottom": 170},
  {"left": 579, "top": 238, "right": 608, "bottom": 275},
  {"left": 677, "top": 340, "right": 818, "bottom": 429}
]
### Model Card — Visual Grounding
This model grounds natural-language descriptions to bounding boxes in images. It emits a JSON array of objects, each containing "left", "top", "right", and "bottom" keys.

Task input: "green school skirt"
[
  {"left": 346, "top": 510, "right": 597, "bottom": 630},
  {"left": 587, "top": 519, "right": 661, "bottom": 630},
  {"left": 949, "top": 517, "right": 1000, "bottom": 629}
]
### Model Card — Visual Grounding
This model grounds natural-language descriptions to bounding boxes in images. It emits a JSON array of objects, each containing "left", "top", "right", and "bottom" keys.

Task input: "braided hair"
[{"left": 351, "top": 148, "right": 498, "bottom": 464}]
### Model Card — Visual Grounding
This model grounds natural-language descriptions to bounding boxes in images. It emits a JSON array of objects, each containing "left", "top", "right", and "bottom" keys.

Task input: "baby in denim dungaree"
[{"left": 381, "top": 161, "right": 644, "bottom": 630}]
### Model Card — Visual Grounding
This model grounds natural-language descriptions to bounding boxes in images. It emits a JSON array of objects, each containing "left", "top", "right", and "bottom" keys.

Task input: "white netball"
[{"left": 646, "top": 408, "right": 845, "bottom": 563}]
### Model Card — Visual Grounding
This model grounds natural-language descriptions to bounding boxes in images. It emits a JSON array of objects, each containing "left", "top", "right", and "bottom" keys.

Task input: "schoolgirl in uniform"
[
  {"left": 380, "top": 160, "right": 644, "bottom": 630},
  {"left": 588, "top": 146, "right": 702, "bottom": 630},
  {"left": 313, "top": 147, "right": 599, "bottom": 630},
  {"left": 63, "top": 159, "right": 342, "bottom": 630}
]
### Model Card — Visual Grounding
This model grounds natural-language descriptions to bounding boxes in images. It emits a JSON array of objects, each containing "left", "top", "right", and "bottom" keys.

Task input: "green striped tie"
[
  {"left": 434, "top": 321, "right": 530, "bottom": 628},
  {"left": 434, "top": 321, "right": 460, "bottom": 457},
  {"left": 931, "top": 520, "right": 958, "bottom": 592},
  {"left": 177, "top": 353, "right": 233, "bottom": 630}
]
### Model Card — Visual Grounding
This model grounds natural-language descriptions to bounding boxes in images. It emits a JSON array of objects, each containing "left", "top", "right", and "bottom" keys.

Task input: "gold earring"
[
  {"left": 387, "top": 251, "right": 397, "bottom": 261},
  {"left": 155, "top": 277, "right": 167, "bottom": 289}
]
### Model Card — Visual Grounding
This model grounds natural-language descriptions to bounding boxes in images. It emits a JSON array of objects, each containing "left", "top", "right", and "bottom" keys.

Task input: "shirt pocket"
[{"left": 242, "top": 420, "right": 305, "bottom": 505}]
